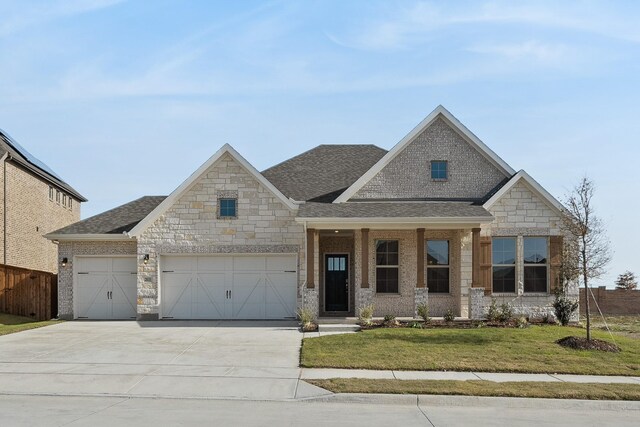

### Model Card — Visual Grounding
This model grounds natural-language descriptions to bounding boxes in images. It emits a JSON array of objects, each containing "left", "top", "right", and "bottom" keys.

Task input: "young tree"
[
  {"left": 561, "top": 177, "right": 611, "bottom": 341},
  {"left": 615, "top": 271, "right": 638, "bottom": 290}
]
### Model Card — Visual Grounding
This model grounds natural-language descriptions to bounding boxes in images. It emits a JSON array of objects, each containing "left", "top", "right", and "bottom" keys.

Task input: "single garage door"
[
  {"left": 160, "top": 255, "right": 297, "bottom": 320},
  {"left": 75, "top": 257, "right": 137, "bottom": 319}
]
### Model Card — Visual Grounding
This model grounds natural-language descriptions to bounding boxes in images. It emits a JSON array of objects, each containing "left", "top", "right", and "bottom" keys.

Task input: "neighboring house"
[
  {"left": 0, "top": 129, "right": 86, "bottom": 273},
  {"left": 47, "top": 106, "right": 577, "bottom": 321}
]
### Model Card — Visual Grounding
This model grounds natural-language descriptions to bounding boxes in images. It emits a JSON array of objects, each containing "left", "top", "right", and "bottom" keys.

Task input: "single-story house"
[{"left": 47, "top": 106, "right": 577, "bottom": 321}]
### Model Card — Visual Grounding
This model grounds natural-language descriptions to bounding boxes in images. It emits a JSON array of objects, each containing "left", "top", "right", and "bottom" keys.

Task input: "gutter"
[{"left": 45, "top": 233, "right": 134, "bottom": 242}]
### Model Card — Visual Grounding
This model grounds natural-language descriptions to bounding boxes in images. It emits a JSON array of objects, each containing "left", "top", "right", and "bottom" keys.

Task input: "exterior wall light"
[
  {"left": 143, "top": 254, "right": 150, "bottom": 264},
  {"left": 61, "top": 257, "right": 68, "bottom": 267}
]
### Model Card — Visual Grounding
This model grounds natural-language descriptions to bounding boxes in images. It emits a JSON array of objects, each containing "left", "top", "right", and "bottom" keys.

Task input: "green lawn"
[
  {"left": 301, "top": 325, "right": 640, "bottom": 375},
  {"left": 0, "top": 313, "right": 61, "bottom": 336},
  {"left": 308, "top": 379, "right": 640, "bottom": 401}
]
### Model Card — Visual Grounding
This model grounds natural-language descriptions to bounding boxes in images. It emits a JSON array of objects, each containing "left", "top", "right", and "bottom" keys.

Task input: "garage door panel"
[
  {"left": 111, "top": 273, "right": 138, "bottom": 319},
  {"left": 266, "top": 256, "right": 296, "bottom": 271},
  {"left": 162, "top": 272, "right": 193, "bottom": 319},
  {"left": 193, "top": 273, "right": 228, "bottom": 319},
  {"left": 265, "top": 272, "right": 297, "bottom": 318},
  {"left": 162, "top": 256, "right": 194, "bottom": 272},
  {"left": 234, "top": 257, "right": 266, "bottom": 271},
  {"left": 112, "top": 257, "right": 137, "bottom": 273},
  {"left": 76, "top": 274, "right": 110, "bottom": 319},
  {"left": 232, "top": 273, "right": 265, "bottom": 319},
  {"left": 197, "top": 256, "right": 229, "bottom": 271},
  {"left": 77, "top": 258, "right": 110, "bottom": 273}
]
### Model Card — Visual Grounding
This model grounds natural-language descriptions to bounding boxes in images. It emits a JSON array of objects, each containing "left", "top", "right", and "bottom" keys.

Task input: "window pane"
[
  {"left": 376, "top": 267, "right": 398, "bottom": 293},
  {"left": 431, "top": 161, "right": 447, "bottom": 179},
  {"left": 427, "top": 240, "right": 449, "bottom": 265},
  {"left": 376, "top": 240, "right": 398, "bottom": 266},
  {"left": 492, "top": 266, "right": 516, "bottom": 293},
  {"left": 492, "top": 237, "right": 516, "bottom": 265},
  {"left": 328, "top": 258, "right": 334, "bottom": 271},
  {"left": 427, "top": 268, "right": 449, "bottom": 293},
  {"left": 339, "top": 257, "right": 345, "bottom": 271},
  {"left": 219, "top": 199, "right": 237, "bottom": 217},
  {"left": 524, "top": 237, "right": 547, "bottom": 264},
  {"left": 524, "top": 266, "right": 547, "bottom": 292}
]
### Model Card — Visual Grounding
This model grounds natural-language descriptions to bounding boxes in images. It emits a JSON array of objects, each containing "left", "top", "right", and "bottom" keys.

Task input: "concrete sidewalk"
[{"left": 301, "top": 368, "right": 640, "bottom": 384}]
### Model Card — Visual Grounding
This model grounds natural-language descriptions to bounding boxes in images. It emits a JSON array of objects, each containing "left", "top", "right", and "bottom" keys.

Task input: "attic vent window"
[
  {"left": 218, "top": 198, "right": 237, "bottom": 219},
  {"left": 431, "top": 161, "right": 448, "bottom": 181}
]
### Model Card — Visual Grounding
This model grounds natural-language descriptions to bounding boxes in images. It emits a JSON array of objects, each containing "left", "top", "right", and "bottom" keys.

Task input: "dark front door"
[{"left": 325, "top": 254, "right": 348, "bottom": 312}]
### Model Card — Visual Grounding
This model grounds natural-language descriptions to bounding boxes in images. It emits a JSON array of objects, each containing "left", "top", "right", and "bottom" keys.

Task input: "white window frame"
[
  {"left": 523, "top": 236, "right": 549, "bottom": 294},
  {"left": 426, "top": 239, "right": 450, "bottom": 294},
  {"left": 491, "top": 236, "right": 517, "bottom": 294},
  {"left": 375, "top": 239, "right": 399, "bottom": 294}
]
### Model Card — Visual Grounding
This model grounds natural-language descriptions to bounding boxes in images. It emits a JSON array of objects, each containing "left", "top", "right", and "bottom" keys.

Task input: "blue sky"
[{"left": 1, "top": 0, "right": 638, "bottom": 287}]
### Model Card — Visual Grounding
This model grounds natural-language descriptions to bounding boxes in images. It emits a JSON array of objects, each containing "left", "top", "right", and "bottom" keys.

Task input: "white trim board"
[
  {"left": 333, "top": 105, "right": 516, "bottom": 203},
  {"left": 46, "top": 233, "right": 132, "bottom": 241},
  {"left": 128, "top": 144, "right": 297, "bottom": 237},
  {"left": 482, "top": 170, "right": 564, "bottom": 213}
]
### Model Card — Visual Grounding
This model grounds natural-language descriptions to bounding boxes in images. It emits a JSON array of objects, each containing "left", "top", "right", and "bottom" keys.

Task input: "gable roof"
[
  {"left": 261, "top": 145, "right": 387, "bottom": 202},
  {"left": 0, "top": 128, "right": 87, "bottom": 202},
  {"left": 128, "top": 144, "right": 297, "bottom": 237},
  {"left": 46, "top": 196, "right": 166, "bottom": 239},
  {"left": 483, "top": 170, "right": 564, "bottom": 213},
  {"left": 333, "top": 105, "right": 516, "bottom": 203}
]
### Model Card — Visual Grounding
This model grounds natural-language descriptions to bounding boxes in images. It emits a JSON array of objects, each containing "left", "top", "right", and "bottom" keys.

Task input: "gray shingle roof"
[
  {"left": 49, "top": 196, "right": 166, "bottom": 235},
  {"left": 0, "top": 128, "right": 87, "bottom": 201},
  {"left": 261, "top": 145, "right": 387, "bottom": 202},
  {"left": 297, "top": 202, "right": 493, "bottom": 218}
]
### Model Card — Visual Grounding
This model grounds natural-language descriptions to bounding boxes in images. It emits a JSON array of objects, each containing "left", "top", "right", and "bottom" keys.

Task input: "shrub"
[
  {"left": 417, "top": 303, "right": 430, "bottom": 323},
  {"left": 552, "top": 292, "right": 579, "bottom": 326},
  {"left": 357, "top": 304, "right": 375, "bottom": 326},
  {"left": 498, "top": 303, "right": 513, "bottom": 323},
  {"left": 383, "top": 314, "right": 396, "bottom": 322},
  {"left": 444, "top": 308, "right": 455, "bottom": 322},
  {"left": 297, "top": 308, "right": 316, "bottom": 331},
  {"left": 408, "top": 321, "right": 423, "bottom": 329},
  {"left": 515, "top": 316, "right": 529, "bottom": 329},
  {"left": 487, "top": 299, "right": 500, "bottom": 322}
]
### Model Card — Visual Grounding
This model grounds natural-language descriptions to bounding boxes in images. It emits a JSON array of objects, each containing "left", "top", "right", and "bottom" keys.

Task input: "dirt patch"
[{"left": 557, "top": 336, "right": 621, "bottom": 353}]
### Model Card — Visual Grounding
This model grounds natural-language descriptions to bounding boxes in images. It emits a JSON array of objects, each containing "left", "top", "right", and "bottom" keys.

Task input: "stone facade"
[
  {"left": 353, "top": 117, "right": 508, "bottom": 200},
  {"left": 57, "top": 240, "right": 137, "bottom": 319},
  {"left": 136, "top": 153, "right": 304, "bottom": 318},
  {"left": 478, "top": 179, "right": 578, "bottom": 320},
  {"left": 0, "top": 161, "right": 80, "bottom": 273}
]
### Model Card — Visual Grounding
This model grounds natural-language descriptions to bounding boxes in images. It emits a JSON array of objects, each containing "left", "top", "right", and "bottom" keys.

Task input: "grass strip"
[{"left": 307, "top": 378, "right": 640, "bottom": 401}]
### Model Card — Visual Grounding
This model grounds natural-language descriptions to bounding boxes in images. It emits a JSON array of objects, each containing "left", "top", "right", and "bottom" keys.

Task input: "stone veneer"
[
  {"left": 353, "top": 117, "right": 508, "bottom": 200},
  {"left": 478, "top": 179, "right": 579, "bottom": 320},
  {"left": 57, "top": 240, "right": 137, "bottom": 319},
  {"left": 136, "top": 153, "right": 304, "bottom": 318}
]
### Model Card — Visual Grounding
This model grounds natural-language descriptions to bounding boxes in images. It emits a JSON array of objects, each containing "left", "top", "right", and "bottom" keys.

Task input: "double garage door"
[
  {"left": 75, "top": 255, "right": 298, "bottom": 320},
  {"left": 160, "top": 255, "right": 298, "bottom": 320}
]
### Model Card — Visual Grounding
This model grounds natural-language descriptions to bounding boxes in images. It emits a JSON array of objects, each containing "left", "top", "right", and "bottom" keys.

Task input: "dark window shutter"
[
  {"left": 549, "top": 235, "right": 563, "bottom": 293},
  {"left": 479, "top": 236, "right": 492, "bottom": 295}
]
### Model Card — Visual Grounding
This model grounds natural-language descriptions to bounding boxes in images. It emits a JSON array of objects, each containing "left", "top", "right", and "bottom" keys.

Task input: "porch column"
[
  {"left": 416, "top": 228, "right": 425, "bottom": 288},
  {"left": 471, "top": 227, "right": 481, "bottom": 288},
  {"left": 306, "top": 228, "right": 315, "bottom": 288},
  {"left": 361, "top": 228, "right": 369, "bottom": 288}
]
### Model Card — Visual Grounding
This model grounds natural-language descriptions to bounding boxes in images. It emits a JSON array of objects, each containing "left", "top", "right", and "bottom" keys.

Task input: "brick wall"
[
  {"left": 353, "top": 117, "right": 509, "bottom": 200},
  {"left": 580, "top": 287, "right": 640, "bottom": 315},
  {"left": 0, "top": 161, "right": 80, "bottom": 273},
  {"left": 137, "top": 152, "right": 305, "bottom": 317}
]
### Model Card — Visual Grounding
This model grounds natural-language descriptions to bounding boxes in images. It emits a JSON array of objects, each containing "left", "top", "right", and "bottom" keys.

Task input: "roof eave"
[
  {"left": 45, "top": 233, "right": 134, "bottom": 241},
  {"left": 296, "top": 216, "right": 494, "bottom": 229}
]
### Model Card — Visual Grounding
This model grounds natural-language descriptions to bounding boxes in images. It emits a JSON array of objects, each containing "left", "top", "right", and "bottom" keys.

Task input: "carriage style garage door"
[
  {"left": 160, "top": 255, "right": 297, "bottom": 320},
  {"left": 75, "top": 257, "right": 138, "bottom": 319}
]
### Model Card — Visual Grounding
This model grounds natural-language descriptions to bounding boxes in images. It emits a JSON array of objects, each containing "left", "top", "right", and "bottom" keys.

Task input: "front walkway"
[{"left": 301, "top": 368, "right": 640, "bottom": 384}]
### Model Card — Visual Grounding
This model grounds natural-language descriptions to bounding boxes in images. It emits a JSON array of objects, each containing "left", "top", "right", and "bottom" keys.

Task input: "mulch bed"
[{"left": 557, "top": 336, "right": 621, "bottom": 353}]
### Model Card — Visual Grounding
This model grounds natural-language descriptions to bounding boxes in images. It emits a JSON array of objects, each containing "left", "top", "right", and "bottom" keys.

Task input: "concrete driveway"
[{"left": 0, "top": 321, "right": 328, "bottom": 400}]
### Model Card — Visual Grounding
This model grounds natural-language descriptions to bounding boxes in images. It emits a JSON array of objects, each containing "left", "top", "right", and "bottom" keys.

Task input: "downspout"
[{"left": 302, "top": 220, "right": 307, "bottom": 311}]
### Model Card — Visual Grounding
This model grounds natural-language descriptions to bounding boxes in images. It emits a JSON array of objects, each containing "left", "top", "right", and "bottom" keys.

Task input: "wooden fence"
[{"left": 0, "top": 264, "right": 57, "bottom": 321}]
